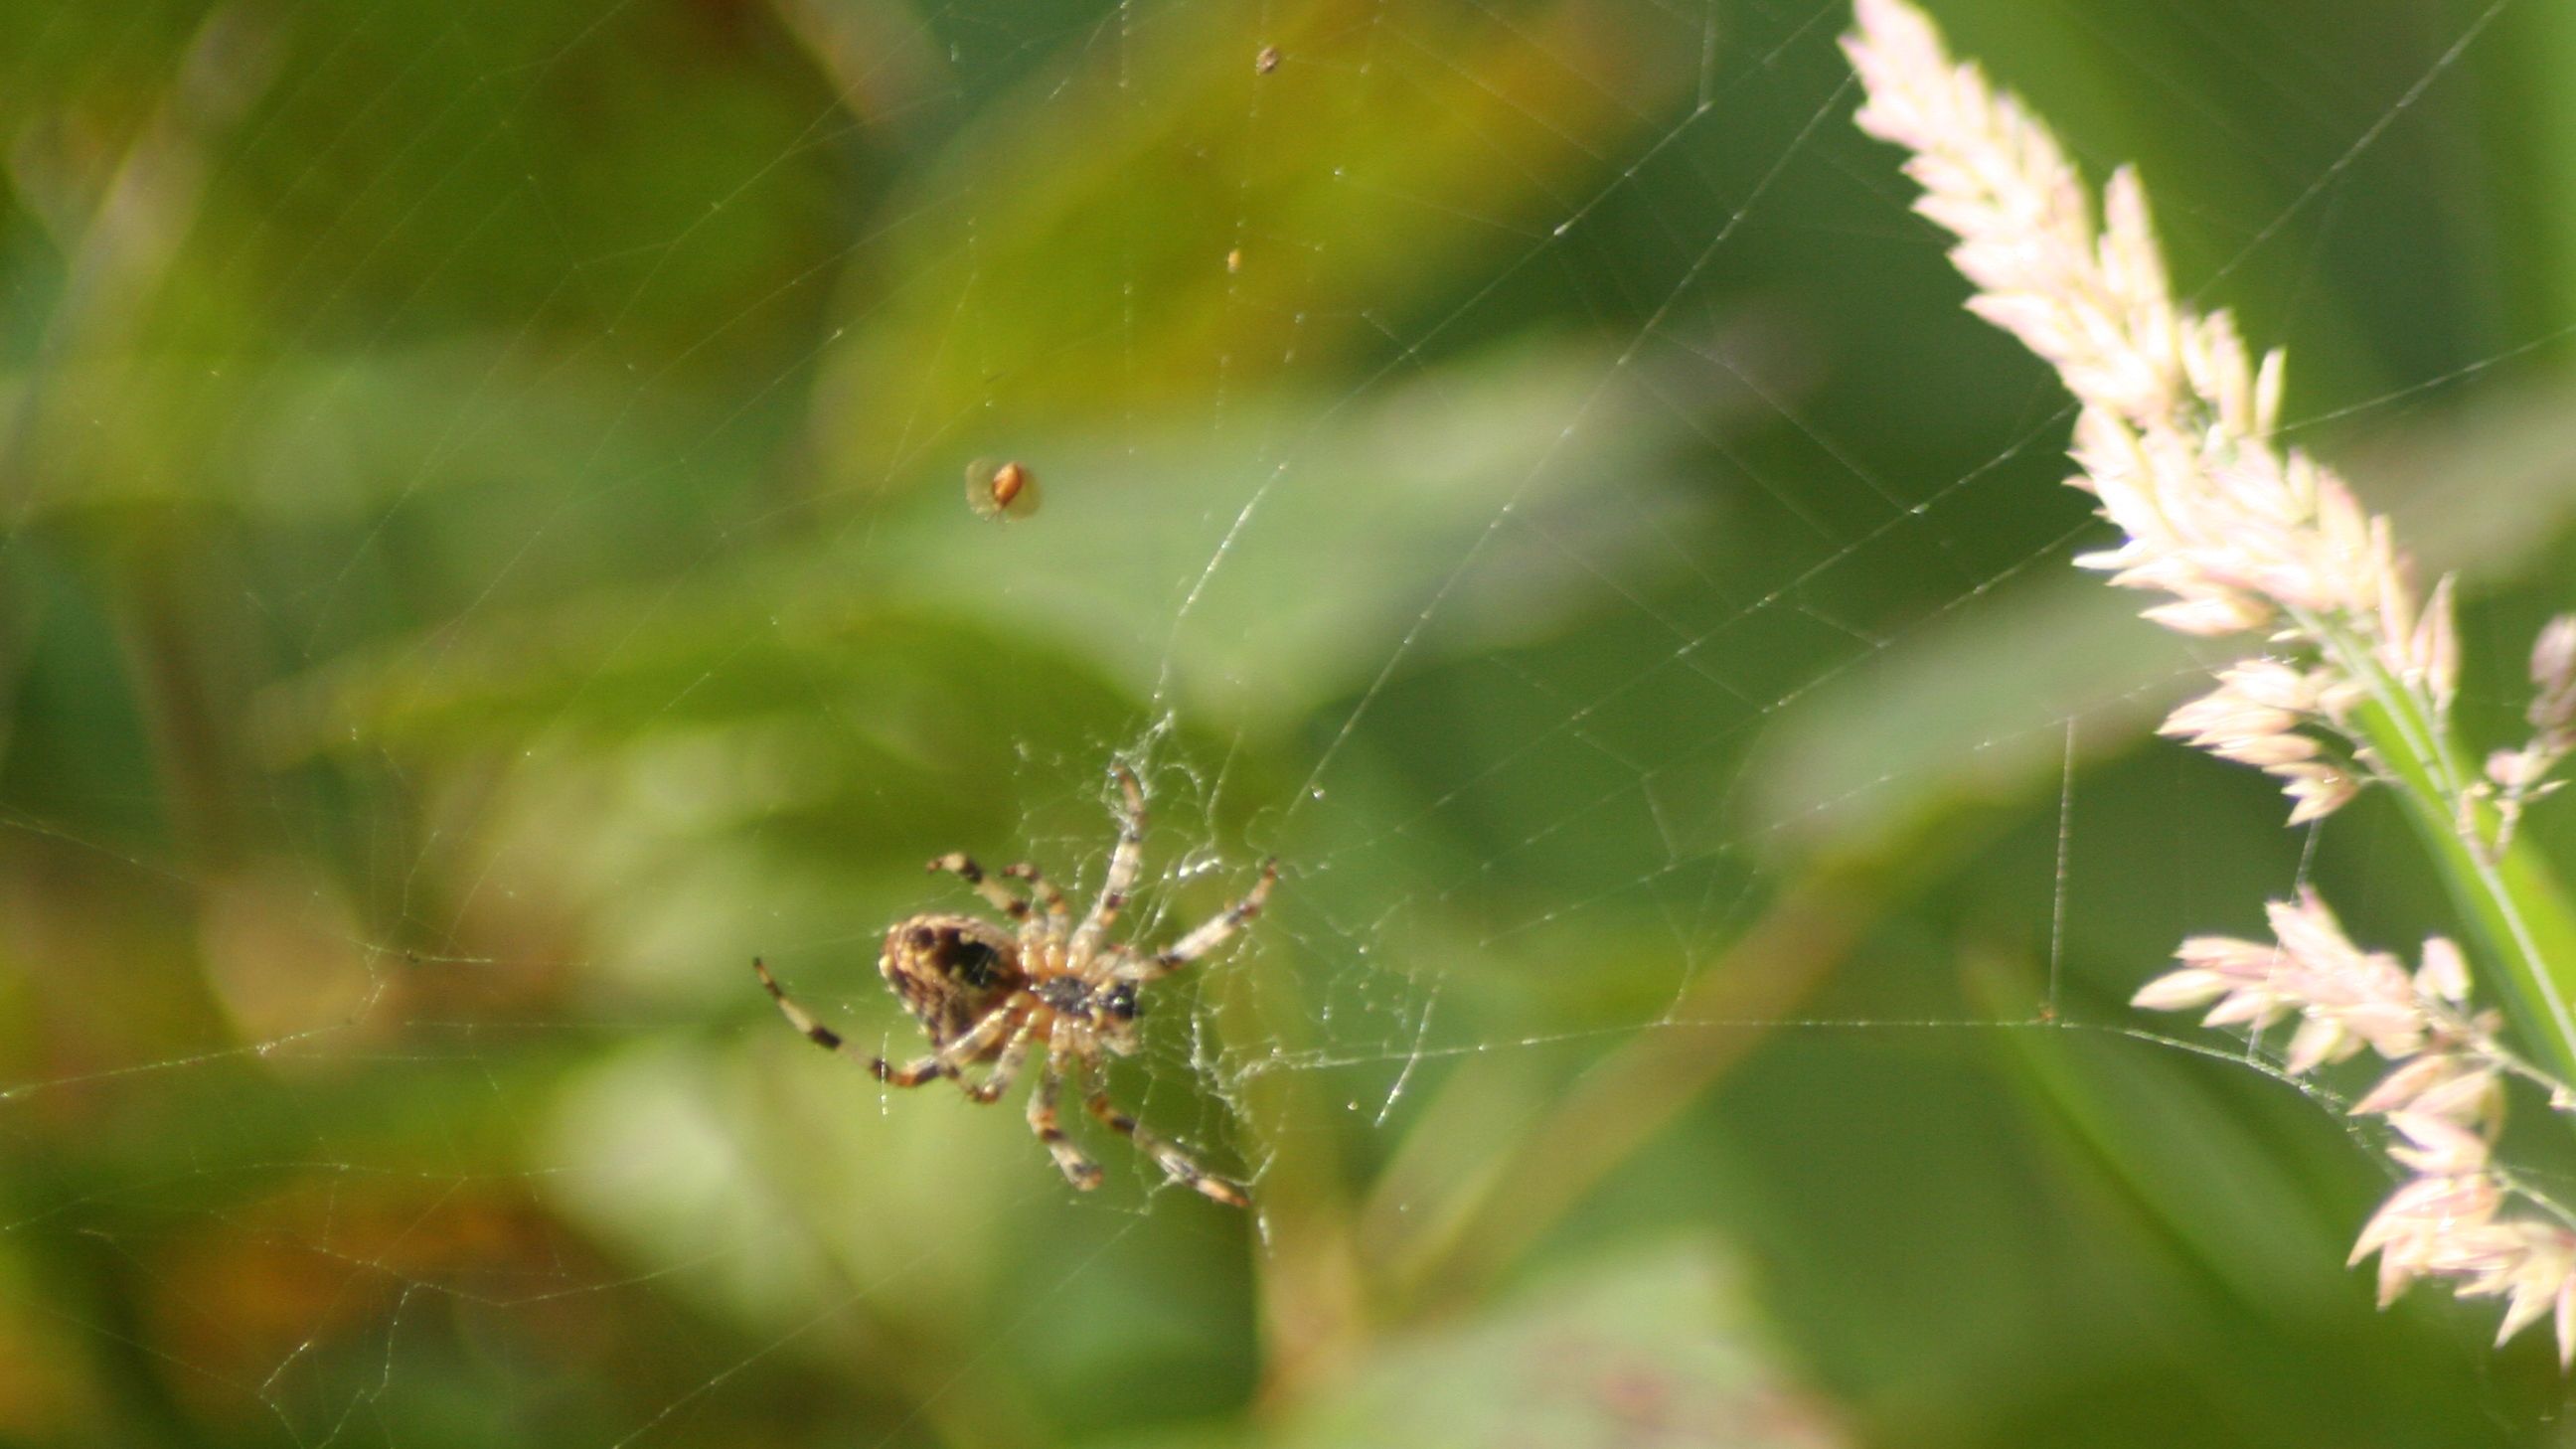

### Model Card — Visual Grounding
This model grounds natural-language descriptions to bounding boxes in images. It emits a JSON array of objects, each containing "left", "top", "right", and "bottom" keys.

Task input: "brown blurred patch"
[
  {"left": 197, "top": 862, "right": 380, "bottom": 1051},
  {"left": 140, "top": 1171, "right": 629, "bottom": 1427}
]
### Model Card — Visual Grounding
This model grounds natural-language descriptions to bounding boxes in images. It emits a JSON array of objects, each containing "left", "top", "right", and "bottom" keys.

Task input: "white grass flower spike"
[{"left": 1847, "top": 0, "right": 2576, "bottom": 1365}]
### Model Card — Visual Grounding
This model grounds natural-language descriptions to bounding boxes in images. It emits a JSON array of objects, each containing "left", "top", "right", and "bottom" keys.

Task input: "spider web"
[{"left": 2, "top": 0, "right": 2573, "bottom": 1445}]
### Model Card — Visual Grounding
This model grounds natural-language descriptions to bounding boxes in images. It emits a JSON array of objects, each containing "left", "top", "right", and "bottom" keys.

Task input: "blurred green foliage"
[{"left": 3, "top": 0, "right": 2575, "bottom": 1445}]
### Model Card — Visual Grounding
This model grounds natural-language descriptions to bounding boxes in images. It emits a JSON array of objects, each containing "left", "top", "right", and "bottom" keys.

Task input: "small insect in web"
[
  {"left": 964, "top": 458, "right": 1042, "bottom": 521},
  {"left": 754, "top": 767, "right": 1277, "bottom": 1208}
]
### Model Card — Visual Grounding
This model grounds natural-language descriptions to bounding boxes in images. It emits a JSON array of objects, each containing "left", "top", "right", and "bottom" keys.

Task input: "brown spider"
[{"left": 754, "top": 767, "right": 1275, "bottom": 1208}]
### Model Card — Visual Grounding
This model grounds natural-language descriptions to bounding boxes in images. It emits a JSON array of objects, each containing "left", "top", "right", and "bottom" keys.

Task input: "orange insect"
[{"left": 965, "top": 458, "right": 1043, "bottom": 521}]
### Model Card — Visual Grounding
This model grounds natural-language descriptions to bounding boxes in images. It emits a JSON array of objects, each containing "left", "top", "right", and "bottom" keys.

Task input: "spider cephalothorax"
[{"left": 755, "top": 767, "right": 1275, "bottom": 1208}]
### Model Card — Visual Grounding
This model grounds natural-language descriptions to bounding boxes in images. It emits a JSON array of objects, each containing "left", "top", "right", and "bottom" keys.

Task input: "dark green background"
[{"left": 2, "top": 1, "right": 2573, "bottom": 1444}]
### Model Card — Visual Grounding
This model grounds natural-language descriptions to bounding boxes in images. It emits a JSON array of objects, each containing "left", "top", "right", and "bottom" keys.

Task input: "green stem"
[{"left": 2305, "top": 610, "right": 2576, "bottom": 1088}]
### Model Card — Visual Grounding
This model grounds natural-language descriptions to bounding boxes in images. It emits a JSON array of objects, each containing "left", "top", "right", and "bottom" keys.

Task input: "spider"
[{"left": 754, "top": 767, "right": 1275, "bottom": 1208}]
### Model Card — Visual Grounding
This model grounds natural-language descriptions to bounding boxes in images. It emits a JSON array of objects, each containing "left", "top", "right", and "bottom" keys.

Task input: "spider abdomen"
[{"left": 880, "top": 915, "right": 1025, "bottom": 1052}]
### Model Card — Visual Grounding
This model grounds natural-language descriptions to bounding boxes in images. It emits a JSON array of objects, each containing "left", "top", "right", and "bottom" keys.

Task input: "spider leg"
[
  {"left": 926, "top": 853, "right": 1032, "bottom": 924},
  {"left": 1067, "top": 766, "right": 1148, "bottom": 961},
  {"left": 967, "top": 1014, "right": 1043, "bottom": 1103},
  {"left": 912, "top": 1003, "right": 1027, "bottom": 1093},
  {"left": 754, "top": 957, "right": 914, "bottom": 1080},
  {"left": 1124, "top": 858, "right": 1278, "bottom": 985},
  {"left": 1000, "top": 863, "right": 1070, "bottom": 943},
  {"left": 1079, "top": 1059, "right": 1249, "bottom": 1208},
  {"left": 1028, "top": 1044, "right": 1103, "bottom": 1190},
  {"left": 753, "top": 959, "right": 1015, "bottom": 1088}
]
